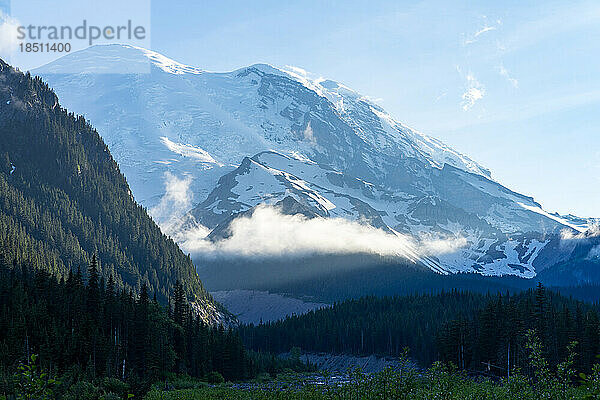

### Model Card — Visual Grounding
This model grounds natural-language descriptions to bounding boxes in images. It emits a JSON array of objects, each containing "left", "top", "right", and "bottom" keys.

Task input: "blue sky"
[{"left": 3, "top": 0, "right": 599, "bottom": 217}]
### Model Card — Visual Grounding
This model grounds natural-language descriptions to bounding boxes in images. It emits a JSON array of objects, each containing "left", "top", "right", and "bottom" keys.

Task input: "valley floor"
[
  {"left": 280, "top": 352, "right": 416, "bottom": 374},
  {"left": 144, "top": 367, "right": 600, "bottom": 400}
]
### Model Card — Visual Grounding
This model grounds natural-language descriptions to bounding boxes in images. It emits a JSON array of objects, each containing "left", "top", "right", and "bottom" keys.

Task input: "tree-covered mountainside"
[
  {"left": 240, "top": 286, "right": 600, "bottom": 373},
  {"left": 0, "top": 255, "right": 251, "bottom": 396},
  {"left": 0, "top": 59, "right": 225, "bottom": 323}
]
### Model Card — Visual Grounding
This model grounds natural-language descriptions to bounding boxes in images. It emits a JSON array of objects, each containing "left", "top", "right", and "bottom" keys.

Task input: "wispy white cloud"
[
  {"left": 561, "top": 224, "right": 600, "bottom": 241},
  {"left": 498, "top": 64, "right": 519, "bottom": 88},
  {"left": 474, "top": 26, "right": 496, "bottom": 38},
  {"left": 463, "top": 17, "right": 501, "bottom": 45},
  {"left": 150, "top": 172, "right": 194, "bottom": 229},
  {"left": 458, "top": 69, "right": 485, "bottom": 111},
  {"left": 559, "top": 224, "right": 600, "bottom": 259},
  {"left": 462, "top": 87, "right": 485, "bottom": 111},
  {"left": 420, "top": 87, "right": 600, "bottom": 132},
  {"left": 302, "top": 121, "right": 316, "bottom": 144},
  {"left": 358, "top": 95, "right": 384, "bottom": 104},
  {"left": 434, "top": 91, "right": 448, "bottom": 102},
  {"left": 0, "top": 11, "right": 20, "bottom": 58},
  {"left": 285, "top": 65, "right": 309, "bottom": 77}
]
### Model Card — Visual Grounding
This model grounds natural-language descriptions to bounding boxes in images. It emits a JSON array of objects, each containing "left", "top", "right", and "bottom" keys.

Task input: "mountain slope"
[
  {"left": 33, "top": 45, "right": 490, "bottom": 216},
  {"left": 0, "top": 59, "right": 228, "bottom": 324},
  {"left": 188, "top": 151, "right": 557, "bottom": 277},
  {"left": 33, "top": 44, "right": 598, "bottom": 282}
]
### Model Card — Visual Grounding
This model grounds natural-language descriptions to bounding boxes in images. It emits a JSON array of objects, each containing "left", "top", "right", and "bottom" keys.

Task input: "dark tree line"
[
  {"left": 0, "top": 253, "right": 252, "bottom": 393},
  {"left": 239, "top": 291, "right": 491, "bottom": 365},
  {"left": 239, "top": 287, "right": 600, "bottom": 373},
  {"left": 438, "top": 283, "right": 600, "bottom": 375}
]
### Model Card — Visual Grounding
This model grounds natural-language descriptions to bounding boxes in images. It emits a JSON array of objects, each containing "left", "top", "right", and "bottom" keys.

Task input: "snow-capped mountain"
[{"left": 34, "top": 44, "right": 597, "bottom": 281}]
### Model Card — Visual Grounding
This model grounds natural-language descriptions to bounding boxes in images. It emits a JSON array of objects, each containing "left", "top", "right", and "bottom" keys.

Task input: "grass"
[
  {"left": 144, "top": 363, "right": 600, "bottom": 400},
  {"left": 145, "top": 333, "right": 600, "bottom": 399}
]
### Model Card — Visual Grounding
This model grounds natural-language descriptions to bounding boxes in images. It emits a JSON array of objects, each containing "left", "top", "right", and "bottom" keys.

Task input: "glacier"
[{"left": 34, "top": 44, "right": 599, "bottom": 281}]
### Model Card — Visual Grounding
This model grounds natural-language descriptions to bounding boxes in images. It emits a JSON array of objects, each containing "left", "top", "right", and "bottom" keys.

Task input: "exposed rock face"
[{"left": 36, "top": 44, "right": 598, "bottom": 281}]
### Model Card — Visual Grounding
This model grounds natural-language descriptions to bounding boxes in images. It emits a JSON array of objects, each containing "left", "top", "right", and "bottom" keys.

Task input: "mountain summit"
[
  {"left": 34, "top": 44, "right": 491, "bottom": 208},
  {"left": 34, "top": 44, "right": 599, "bottom": 282}
]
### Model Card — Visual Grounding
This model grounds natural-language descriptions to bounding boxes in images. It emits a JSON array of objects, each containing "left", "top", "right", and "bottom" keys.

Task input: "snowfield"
[
  {"left": 35, "top": 44, "right": 597, "bottom": 279},
  {"left": 211, "top": 290, "right": 328, "bottom": 324}
]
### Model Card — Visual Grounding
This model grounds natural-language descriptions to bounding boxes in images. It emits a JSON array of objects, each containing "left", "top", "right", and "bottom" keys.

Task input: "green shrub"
[
  {"left": 13, "top": 354, "right": 59, "bottom": 400},
  {"left": 206, "top": 371, "right": 224, "bottom": 384},
  {"left": 100, "top": 393, "right": 121, "bottom": 400},
  {"left": 100, "top": 377, "right": 130, "bottom": 398},
  {"left": 254, "top": 372, "right": 272, "bottom": 383},
  {"left": 169, "top": 375, "right": 207, "bottom": 390},
  {"left": 63, "top": 381, "right": 101, "bottom": 400}
]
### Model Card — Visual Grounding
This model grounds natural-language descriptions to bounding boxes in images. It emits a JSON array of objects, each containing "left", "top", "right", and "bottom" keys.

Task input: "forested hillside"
[
  {"left": 240, "top": 286, "right": 600, "bottom": 373},
  {"left": 0, "top": 255, "right": 251, "bottom": 395},
  {"left": 0, "top": 59, "right": 224, "bottom": 322}
]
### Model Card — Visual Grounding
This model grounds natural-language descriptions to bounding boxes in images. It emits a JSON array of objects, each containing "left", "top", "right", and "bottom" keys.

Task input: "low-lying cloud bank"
[
  {"left": 560, "top": 224, "right": 600, "bottom": 260},
  {"left": 169, "top": 205, "right": 467, "bottom": 261},
  {"left": 150, "top": 172, "right": 467, "bottom": 263}
]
